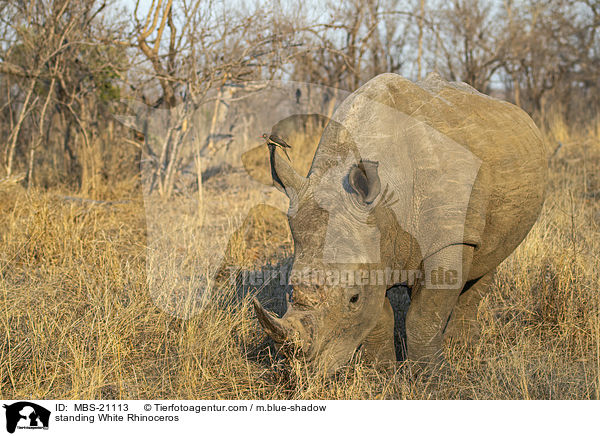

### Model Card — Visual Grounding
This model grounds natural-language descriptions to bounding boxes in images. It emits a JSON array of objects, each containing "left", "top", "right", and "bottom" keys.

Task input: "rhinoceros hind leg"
[
  {"left": 444, "top": 271, "right": 494, "bottom": 346},
  {"left": 361, "top": 296, "right": 396, "bottom": 364}
]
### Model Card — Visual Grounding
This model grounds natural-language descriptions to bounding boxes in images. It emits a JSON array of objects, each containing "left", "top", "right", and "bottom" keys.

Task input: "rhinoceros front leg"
[
  {"left": 405, "top": 244, "right": 475, "bottom": 363},
  {"left": 444, "top": 270, "right": 494, "bottom": 345},
  {"left": 360, "top": 296, "right": 396, "bottom": 363}
]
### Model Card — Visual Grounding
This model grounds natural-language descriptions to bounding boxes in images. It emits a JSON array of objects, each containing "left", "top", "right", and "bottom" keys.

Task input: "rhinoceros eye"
[{"left": 349, "top": 294, "right": 359, "bottom": 304}]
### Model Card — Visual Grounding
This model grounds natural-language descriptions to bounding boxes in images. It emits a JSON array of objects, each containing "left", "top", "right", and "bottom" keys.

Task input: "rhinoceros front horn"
[{"left": 252, "top": 298, "right": 290, "bottom": 343}]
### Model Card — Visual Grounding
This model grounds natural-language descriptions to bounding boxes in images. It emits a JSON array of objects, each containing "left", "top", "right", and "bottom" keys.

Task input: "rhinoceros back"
[{"left": 311, "top": 73, "right": 548, "bottom": 278}]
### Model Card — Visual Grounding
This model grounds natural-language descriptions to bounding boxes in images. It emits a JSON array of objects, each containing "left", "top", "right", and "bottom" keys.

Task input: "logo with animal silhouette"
[{"left": 2, "top": 402, "right": 50, "bottom": 433}]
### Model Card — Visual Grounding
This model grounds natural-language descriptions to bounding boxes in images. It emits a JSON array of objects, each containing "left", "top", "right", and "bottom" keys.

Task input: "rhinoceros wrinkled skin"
[{"left": 253, "top": 72, "right": 548, "bottom": 372}]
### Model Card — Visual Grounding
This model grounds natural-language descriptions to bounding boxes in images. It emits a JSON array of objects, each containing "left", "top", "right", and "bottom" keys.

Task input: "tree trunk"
[
  {"left": 6, "top": 77, "right": 37, "bottom": 177},
  {"left": 417, "top": 0, "right": 425, "bottom": 80}
]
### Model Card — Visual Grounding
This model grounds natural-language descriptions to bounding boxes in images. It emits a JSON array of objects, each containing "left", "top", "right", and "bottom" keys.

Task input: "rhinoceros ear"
[{"left": 348, "top": 160, "right": 381, "bottom": 204}]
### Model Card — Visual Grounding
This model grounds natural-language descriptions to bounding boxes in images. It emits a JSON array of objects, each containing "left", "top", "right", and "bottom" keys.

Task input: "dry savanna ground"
[{"left": 1, "top": 117, "right": 599, "bottom": 400}]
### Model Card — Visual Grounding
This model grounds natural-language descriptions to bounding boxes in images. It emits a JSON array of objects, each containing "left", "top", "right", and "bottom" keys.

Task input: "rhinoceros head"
[{"left": 253, "top": 116, "right": 408, "bottom": 373}]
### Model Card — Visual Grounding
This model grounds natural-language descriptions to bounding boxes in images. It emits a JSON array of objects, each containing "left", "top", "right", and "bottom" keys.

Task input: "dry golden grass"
[{"left": 0, "top": 119, "right": 598, "bottom": 400}]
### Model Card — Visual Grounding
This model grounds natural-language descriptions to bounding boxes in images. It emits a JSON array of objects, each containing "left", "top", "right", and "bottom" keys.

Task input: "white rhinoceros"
[{"left": 253, "top": 73, "right": 548, "bottom": 371}]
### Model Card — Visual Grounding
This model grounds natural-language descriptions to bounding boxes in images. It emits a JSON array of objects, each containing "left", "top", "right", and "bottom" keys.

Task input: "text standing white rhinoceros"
[{"left": 253, "top": 73, "right": 548, "bottom": 372}]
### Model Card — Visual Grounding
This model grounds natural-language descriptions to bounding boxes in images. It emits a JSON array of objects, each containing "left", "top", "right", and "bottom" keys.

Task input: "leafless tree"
[
  {"left": 428, "top": 0, "right": 508, "bottom": 92},
  {"left": 294, "top": 0, "right": 409, "bottom": 90},
  {"left": 0, "top": 0, "right": 129, "bottom": 191},
  {"left": 0, "top": 0, "right": 597, "bottom": 192},
  {"left": 501, "top": 0, "right": 599, "bottom": 118},
  {"left": 127, "top": 0, "right": 308, "bottom": 198}
]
